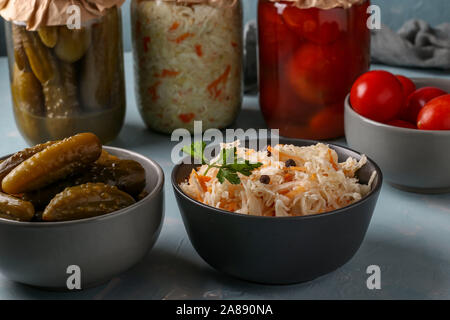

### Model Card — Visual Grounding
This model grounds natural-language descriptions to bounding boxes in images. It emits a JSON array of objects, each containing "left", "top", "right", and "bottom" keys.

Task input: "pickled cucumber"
[
  {"left": 11, "top": 63, "right": 45, "bottom": 116},
  {"left": 0, "top": 192, "right": 35, "bottom": 222},
  {"left": 38, "top": 26, "right": 59, "bottom": 48},
  {"left": 96, "top": 150, "right": 120, "bottom": 165},
  {"left": 81, "top": 8, "right": 121, "bottom": 111},
  {"left": 21, "top": 29, "right": 80, "bottom": 125},
  {"left": 42, "top": 183, "right": 135, "bottom": 222},
  {"left": 20, "top": 28, "right": 58, "bottom": 84},
  {"left": 2, "top": 133, "right": 102, "bottom": 194},
  {"left": 81, "top": 160, "right": 146, "bottom": 198},
  {"left": 138, "top": 190, "right": 149, "bottom": 201},
  {"left": 0, "top": 140, "right": 56, "bottom": 186},
  {"left": 12, "top": 25, "right": 30, "bottom": 72},
  {"left": 54, "top": 26, "right": 91, "bottom": 63},
  {"left": 43, "top": 61, "right": 79, "bottom": 118},
  {"left": 44, "top": 61, "right": 79, "bottom": 139},
  {"left": 21, "top": 179, "right": 74, "bottom": 210},
  {"left": 22, "top": 157, "right": 146, "bottom": 209}
]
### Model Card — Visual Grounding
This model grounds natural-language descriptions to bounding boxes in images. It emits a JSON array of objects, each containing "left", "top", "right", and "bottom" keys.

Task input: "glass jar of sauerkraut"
[
  {"left": 131, "top": 0, "right": 243, "bottom": 134},
  {"left": 2, "top": 1, "right": 126, "bottom": 145}
]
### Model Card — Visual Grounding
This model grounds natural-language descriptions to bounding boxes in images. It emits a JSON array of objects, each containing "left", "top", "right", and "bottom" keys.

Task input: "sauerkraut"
[
  {"left": 180, "top": 141, "right": 376, "bottom": 217},
  {"left": 131, "top": 0, "right": 243, "bottom": 133}
]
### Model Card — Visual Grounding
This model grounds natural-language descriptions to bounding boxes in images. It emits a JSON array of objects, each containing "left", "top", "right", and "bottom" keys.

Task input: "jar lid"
[
  {"left": 0, "top": 0, "right": 125, "bottom": 30},
  {"left": 135, "top": 0, "right": 238, "bottom": 7},
  {"left": 267, "top": 0, "right": 366, "bottom": 9}
]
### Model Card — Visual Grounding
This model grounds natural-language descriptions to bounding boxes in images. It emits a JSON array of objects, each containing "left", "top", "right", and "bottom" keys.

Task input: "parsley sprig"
[{"left": 182, "top": 142, "right": 263, "bottom": 185}]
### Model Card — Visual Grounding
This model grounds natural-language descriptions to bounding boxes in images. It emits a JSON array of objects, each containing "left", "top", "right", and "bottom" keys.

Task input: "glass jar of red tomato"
[{"left": 258, "top": 0, "right": 371, "bottom": 140}]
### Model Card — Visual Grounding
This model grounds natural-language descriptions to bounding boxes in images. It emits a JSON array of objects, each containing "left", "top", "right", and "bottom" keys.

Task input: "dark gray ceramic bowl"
[
  {"left": 0, "top": 146, "right": 164, "bottom": 290},
  {"left": 345, "top": 77, "right": 450, "bottom": 193},
  {"left": 172, "top": 138, "right": 382, "bottom": 284}
]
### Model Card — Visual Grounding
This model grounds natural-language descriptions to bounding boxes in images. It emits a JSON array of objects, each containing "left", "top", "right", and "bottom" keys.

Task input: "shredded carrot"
[
  {"left": 195, "top": 44, "right": 203, "bottom": 57},
  {"left": 263, "top": 209, "right": 276, "bottom": 217},
  {"left": 231, "top": 41, "right": 238, "bottom": 48},
  {"left": 227, "top": 202, "right": 237, "bottom": 211},
  {"left": 147, "top": 81, "right": 161, "bottom": 102},
  {"left": 154, "top": 69, "right": 180, "bottom": 78},
  {"left": 328, "top": 149, "right": 339, "bottom": 171},
  {"left": 309, "top": 173, "right": 317, "bottom": 182},
  {"left": 220, "top": 200, "right": 237, "bottom": 212},
  {"left": 284, "top": 173, "right": 294, "bottom": 182},
  {"left": 285, "top": 186, "right": 306, "bottom": 199},
  {"left": 207, "top": 65, "right": 231, "bottom": 99},
  {"left": 179, "top": 113, "right": 195, "bottom": 123},
  {"left": 143, "top": 36, "right": 151, "bottom": 52},
  {"left": 169, "top": 21, "right": 180, "bottom": 31},
  {"left": 288, "top": 166, "right": 307, "bottom": 172},
  {"left": 227, "top": 185, "right": 239, "bottom": 199},
  {"left": 194, "top": 171, "right": 211, "bottom": 192},
  {"left": 279, "top": 189, "right": 291, "bottom": 195},
  {"left": 173, "top": 32, "right": 193, "bottom": 44}
]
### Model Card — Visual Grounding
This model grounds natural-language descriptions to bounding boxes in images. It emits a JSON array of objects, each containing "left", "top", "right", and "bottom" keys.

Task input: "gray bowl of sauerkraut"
[{"left": 172, "top": 138, "right": 383, "bottom": 284}]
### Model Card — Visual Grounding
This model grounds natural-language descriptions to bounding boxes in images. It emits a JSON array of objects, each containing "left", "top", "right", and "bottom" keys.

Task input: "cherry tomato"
[
  {"left": 259, "top": 74, "right": 301, "bottom": 120},
  {"left": 396, "top": 75, "right": 416, "bottom": 101},
  {"left": 400, "top": 87, "right": 447, "bottom": 123},
  {"left": 350, "top": 70, "right": 404, "bottom": 123},
  {"left": 282, "top": 6, "right": 346, "bottom": 45},
  {"left": 287, "top": 42, "right": 351, "bottom": 105},
  {"left": 417, "top": 94, "right": 450, "bottom": 130},
  {"left": 386, "top": 119, "right": 417, "bottom": 129}
]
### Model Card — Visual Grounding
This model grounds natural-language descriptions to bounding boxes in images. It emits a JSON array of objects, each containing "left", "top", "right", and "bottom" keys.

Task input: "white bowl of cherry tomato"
[{"left": 345, "top": 71, "right": 450, "bottom": 193}]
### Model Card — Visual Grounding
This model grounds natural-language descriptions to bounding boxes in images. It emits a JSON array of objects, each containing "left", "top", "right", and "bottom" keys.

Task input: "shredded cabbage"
[{"left": 180, "top": 141, "right": 376, "bottom": 217}]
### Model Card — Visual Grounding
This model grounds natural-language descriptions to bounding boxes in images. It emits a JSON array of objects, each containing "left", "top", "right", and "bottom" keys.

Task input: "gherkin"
[
  {"left": 22, "top": 157, "right": 146, "bottom": 210},
  {"left": 43, "top": 183, "right": 135, "bottom": 222},
  {"left": 0, "top": 192, "right": 35, "bottom": 222},
  {"left": 0, "top": 140, "right": 56, "bottom": 186},
  {"left": 37, "top": 26, "right": 59, "bottom": 48},
  {"left": 1, "top": 133, "right": 102, "bottom": 194}
]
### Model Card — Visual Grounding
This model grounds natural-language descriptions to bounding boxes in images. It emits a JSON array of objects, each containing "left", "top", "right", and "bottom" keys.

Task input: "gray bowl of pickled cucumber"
[{"left": 0, "top": 133, "right": 164, "bottom": 290}]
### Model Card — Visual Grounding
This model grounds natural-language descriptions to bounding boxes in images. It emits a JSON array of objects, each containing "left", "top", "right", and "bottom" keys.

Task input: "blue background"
[{"left": 1, "top": 0, "right": 449, "bottom": 55}]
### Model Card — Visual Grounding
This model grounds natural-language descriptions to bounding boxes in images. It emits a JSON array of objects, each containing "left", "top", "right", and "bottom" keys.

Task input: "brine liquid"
[{"left": 258, "top": 0, "right": 370, "bottom": 140}]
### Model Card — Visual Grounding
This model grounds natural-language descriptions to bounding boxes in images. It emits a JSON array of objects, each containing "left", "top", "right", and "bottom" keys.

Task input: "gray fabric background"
[{"left": 372, "top": 20, "right": 450, "bottom": 69}]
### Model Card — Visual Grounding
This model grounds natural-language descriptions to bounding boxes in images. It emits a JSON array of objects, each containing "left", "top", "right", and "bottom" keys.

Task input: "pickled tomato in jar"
[{"left": 258, "top": 0, "right": 371, "bottom": 140}]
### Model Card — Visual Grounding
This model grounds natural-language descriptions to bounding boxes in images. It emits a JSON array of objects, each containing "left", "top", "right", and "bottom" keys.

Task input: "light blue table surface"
[{"left": 0, "top": 54, "right": 449, "bottom": 300}]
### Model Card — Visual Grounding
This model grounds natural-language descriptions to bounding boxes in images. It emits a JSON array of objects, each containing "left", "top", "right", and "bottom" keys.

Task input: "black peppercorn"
[
  {"left": 267, "top": 150, "right": 272, "bottom": 157},
  {"left": 285, "top": 159, "right": 296, "bottom": 167},
  {"left": 259, "top": 175, "right": 270, "bottom": 184}
]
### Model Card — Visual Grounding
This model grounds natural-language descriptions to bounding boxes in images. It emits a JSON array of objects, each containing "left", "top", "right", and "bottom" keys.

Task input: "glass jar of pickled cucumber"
[
  {"left": 3, "top": 4, "right": 126, "bottom": 145},
  {"left": 258, "top": 0, "right": 370, "bottom": 140},
  {"left": 131, "top": 0, "right": 243, "bottom": 134}
]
